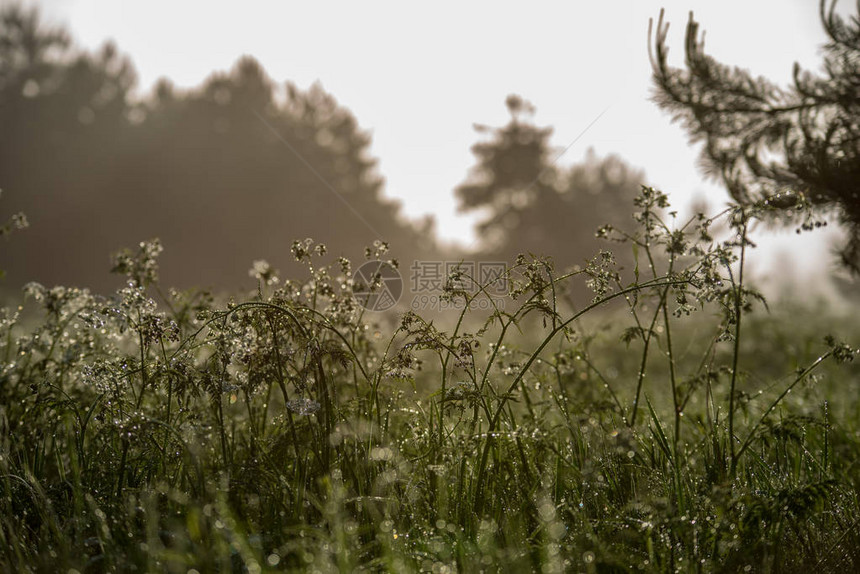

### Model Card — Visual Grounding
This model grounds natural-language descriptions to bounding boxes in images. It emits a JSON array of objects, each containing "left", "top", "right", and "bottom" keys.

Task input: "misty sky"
[{"left": 13, "top": 0, "right": 855, "bottom": 291}]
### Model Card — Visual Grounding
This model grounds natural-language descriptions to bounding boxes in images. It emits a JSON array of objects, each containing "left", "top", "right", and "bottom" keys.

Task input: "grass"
[{"left": 0, "top": 187, "right": 858, "bottom": 573}]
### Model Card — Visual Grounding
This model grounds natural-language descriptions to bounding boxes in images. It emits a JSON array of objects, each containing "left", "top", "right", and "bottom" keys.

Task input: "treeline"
[
  {"left": 1, "top": 6, "right": 440, "bottom": 292},
  {"left": 1, "top": 5, "right": 645, "bottom": 294}
]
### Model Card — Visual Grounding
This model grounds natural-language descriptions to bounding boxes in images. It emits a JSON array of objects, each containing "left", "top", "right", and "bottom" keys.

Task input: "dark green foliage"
[
  {"left": 0, "top": 5, "right": 436, "bottom": 292},
  {"left": 1, "top": 188, "right": 858, "bottom": 572},
  {"left": 455, "top": 96, "right": 645, "bottom": 282},
  {"left": 650, "top": 0, "right": 860, "bottom": 272},
  {"left": 1, "top": 3, "right": 859, "bottom": 571}
]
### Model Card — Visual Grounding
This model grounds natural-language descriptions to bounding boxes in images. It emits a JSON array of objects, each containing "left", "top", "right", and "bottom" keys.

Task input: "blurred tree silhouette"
[
  {"left": 0, "top": 5, "right": 436, "bottom": 292},
  {"left": 455, "top": 96, "right": 644, "bottom": 277},
  {"left": 650, "top": 1, "right": 860, "bottom": 272}
]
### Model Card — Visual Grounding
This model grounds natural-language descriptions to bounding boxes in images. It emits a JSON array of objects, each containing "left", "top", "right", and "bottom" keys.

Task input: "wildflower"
[
  {"left": 11, "top": 212, "right": 28, "bottom": 230},
  {"left": 111, "top": 239, "right": 163, "bottom": 287},
  {"left": 23, "top": 282, "right": 46, "bottom": 302},
  {"left": 291, "top": 238, "right": 315, "bottom": 262},
  {"left": 249, "top": 259, "right": 279, "bottom": 285},
  {"left": 287, "top": 398, "right": 321, "bottom": 416}
]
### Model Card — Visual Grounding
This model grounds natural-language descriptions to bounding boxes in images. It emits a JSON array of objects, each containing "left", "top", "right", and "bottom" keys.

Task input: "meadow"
[{"left": 0, "top": 186, "right": 858, "bottom": 573}]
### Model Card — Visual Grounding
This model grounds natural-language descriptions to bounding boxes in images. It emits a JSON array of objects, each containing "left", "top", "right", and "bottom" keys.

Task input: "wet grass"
[{"left": 1, "top": 188, "right": 858, "bottom": 573}]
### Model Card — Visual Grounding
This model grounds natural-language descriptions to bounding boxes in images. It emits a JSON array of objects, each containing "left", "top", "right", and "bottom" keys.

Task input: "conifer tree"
[
  {"left": 650, "top": 1, "right": 860, "bottom": 271},
  {"left": 455, "top": 96, "right": 643, "bottom": 275}
]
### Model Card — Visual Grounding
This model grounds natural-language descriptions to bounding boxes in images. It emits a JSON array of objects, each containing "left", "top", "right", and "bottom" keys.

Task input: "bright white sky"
[{"left": 11, "top": 0, "right": 856, "bottom": 294}]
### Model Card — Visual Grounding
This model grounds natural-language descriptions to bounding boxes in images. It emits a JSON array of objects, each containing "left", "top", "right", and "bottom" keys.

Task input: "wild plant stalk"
[
  {"left": 727, "top": 213, "right": 748, "bottom": 477},
  {"left": 472, "top": 275, "right": 690, "bottom": 515},
  {"left": 1, "top": 192, "right": 857, "bottom": 572}
]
